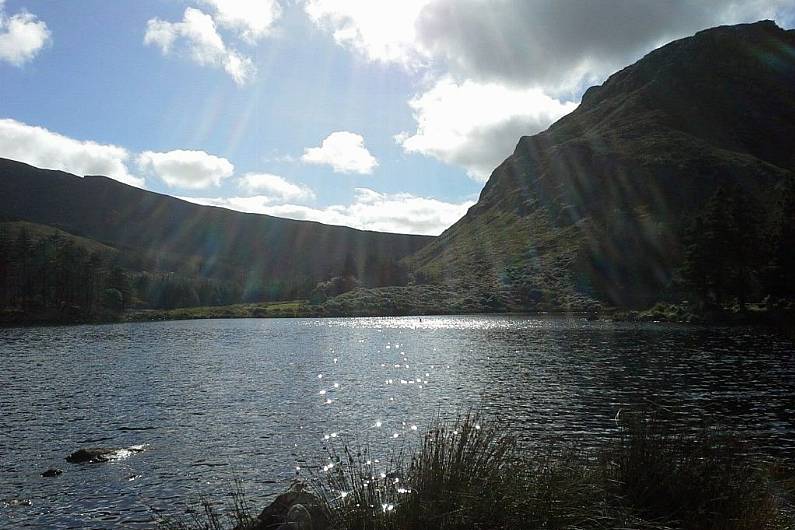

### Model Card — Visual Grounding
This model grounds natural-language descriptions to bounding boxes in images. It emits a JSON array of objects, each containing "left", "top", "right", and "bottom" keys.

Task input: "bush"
[{"left": 101, "top": 288, "right": 123, "bottom": 312}]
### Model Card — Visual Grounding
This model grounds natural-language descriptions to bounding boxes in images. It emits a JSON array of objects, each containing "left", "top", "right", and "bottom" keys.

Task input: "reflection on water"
[{"left": 0, "top": 316, "right": 793, "bottom": 528}]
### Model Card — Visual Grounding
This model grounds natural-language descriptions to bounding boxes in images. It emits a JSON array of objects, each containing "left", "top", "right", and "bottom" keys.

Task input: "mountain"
[
  {"left": 2, "top": 21, "right": 793, "bottom": 321},
  {"left": 0, "top": 158, "right": 431, "bottom": 306},
  {"left": 406, "top": 21, "right": 795, "bottom": 309}
]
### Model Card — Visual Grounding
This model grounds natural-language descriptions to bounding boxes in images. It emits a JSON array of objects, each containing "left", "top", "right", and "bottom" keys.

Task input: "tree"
[
  {"left": 101, "top": 288, "right": 124, "bottom": 312},
  {"left": 681, "top": 185, "right": 766, "bottom": 308},
  {"left": 768, "top": 178, "right": 795, "bottom": 297},
  {"left": 107, "top": 266, "right": 131, "bottom": 310}
]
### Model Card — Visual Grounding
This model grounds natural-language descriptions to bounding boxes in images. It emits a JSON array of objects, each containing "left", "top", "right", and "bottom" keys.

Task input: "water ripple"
[{"left": 0, "top": 315, "right": 793, "bottom": 528}]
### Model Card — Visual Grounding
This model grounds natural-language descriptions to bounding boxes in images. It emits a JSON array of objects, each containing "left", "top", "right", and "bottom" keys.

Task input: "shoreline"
[{"left": 2, "top": 302, "right": 792, "bottom": 332}]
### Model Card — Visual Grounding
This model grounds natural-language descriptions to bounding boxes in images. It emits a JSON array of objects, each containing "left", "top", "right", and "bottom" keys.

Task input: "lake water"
[{"left": 1, "top": 316, "right": 794, "bottom": 528}]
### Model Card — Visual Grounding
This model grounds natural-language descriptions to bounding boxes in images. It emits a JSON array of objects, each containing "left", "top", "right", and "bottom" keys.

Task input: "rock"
[
  {"left": 66, "top": 448, "right": 114, "bottom": 463},
  {"left": 66, "top": 445, "right": 146, "bottom": 463},
  {"left": 284, "top": 504, "right": 313, "bottom": 530},
  {"left": 252, "top": 481, "right": 328, "bottom": 530},
  {"left": 41, "top": 468, "right": 63, "bottom": 477}
]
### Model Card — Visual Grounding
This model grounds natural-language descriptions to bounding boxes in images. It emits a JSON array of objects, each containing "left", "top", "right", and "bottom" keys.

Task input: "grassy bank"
[
  {"left": 123, "top": 284, "right": 530, "bottom": 322},
  {"left": 160, "top": 413, "right": 794, "bottom": 530},
  {"left": 125, "top": 300, "right": 312, "bottom": 322}
]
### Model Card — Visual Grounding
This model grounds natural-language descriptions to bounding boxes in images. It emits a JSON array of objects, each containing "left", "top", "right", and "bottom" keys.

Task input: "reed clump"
[
  {"left": 314, "top": 412, "right": 791, "bottom": 530},
  {"left": 160, "top": 413, "right": 793, "bottom": 529}
]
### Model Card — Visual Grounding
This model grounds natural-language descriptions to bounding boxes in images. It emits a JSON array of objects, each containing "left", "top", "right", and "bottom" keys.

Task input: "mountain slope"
[
  {"left": 0, "top": 158, "right": 431, "bottom": 301},
  {"left": 407, "top": 21, "right": 795, "bottom": 308}
]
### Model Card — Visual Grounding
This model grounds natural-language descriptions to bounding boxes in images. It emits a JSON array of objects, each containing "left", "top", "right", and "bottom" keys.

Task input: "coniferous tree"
[
  {"left": 681, "top": 185, "right": 765, "bottom": 308},
  {"left": 769, "top": 178, "right": 795, "bottom": 297},
  {"left": 108, "top": 265, "right": 131, "bottom": 310}
]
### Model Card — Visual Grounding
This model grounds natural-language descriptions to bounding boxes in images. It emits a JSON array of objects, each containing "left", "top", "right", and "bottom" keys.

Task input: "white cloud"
[
  {"left": 144, "top": 7, "right": 255, "bottom": 85},
  {"left": 137, "top": 149, "right": 233, "bottom": 189},
  {"left": 0, "top": 118, "right": 144, "bottom": 187},
  {"left": 304, "top": 0, "right": 432, "bottom": 67},
  {"left": 199, "top": 0, "right": 281, "bottom": 43},
  {"left": 183, "top": 187, "right": 473, "bottom": 235},
  {"left": 238, "top": 172, "right": 315, "bottom": 201},
  {"left": 302, "top": 131, "right": 378, "bottom": 174},
  {"left": 397, "top": 78, "right": 577, "bottom": 181},
  {"left": 0, "top": 2, "right": 50, "bottom": 66}
]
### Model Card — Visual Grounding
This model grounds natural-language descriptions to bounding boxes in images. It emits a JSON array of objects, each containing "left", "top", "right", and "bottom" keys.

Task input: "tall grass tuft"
[
  {"left": 159, "top": 413, "right": 793, "bottom": 529},
  {"left": 312, "top": 412, "right": 528, "bottom": 530},
  {"left": 312, "top": 412, "right": 792, "bottom": 530},
  {"left": 602, "top": 412, "right": 785, "bottom": 529},
  {"left": 157, "top": 480, "right": 257, "bottom": 530}
]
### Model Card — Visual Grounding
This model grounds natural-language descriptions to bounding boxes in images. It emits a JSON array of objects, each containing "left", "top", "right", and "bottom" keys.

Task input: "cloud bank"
[
  {"left": 183, "top": 187, "right": 474, "bottom": 235},
  {"left": 0, "top": 118, "right": 143, "bottom": 187}
]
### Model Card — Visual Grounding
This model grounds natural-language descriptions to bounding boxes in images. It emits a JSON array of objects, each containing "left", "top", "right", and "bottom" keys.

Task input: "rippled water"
[{"left": 1, "top": 316, "right": 794, "bottom": 528}]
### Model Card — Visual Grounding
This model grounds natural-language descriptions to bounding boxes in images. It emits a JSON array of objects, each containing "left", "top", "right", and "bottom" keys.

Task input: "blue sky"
[{"left": 1, "top": 0, "right": 793, "bottom": 234}]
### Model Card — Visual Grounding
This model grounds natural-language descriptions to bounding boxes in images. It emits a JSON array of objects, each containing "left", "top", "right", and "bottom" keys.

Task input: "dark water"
[{"left": 1, "top": 316, "right": 794, "bottom": 528}]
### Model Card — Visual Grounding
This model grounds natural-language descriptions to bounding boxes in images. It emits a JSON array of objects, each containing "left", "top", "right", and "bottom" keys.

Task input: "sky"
[{"left": 1, "top": 1, "right": 793, "bottom": 235}]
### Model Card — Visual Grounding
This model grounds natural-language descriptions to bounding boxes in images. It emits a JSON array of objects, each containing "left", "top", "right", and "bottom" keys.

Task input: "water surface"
[{"left": 1, "top": 316, "right": 793, "bottom": 528}]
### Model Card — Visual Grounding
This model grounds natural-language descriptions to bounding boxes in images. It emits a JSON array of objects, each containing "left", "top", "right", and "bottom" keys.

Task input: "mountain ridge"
[
  {"left": 0, "top": 157, "right": 431, "bottom": 305},
  {"left": 408, "top": 20, "right": 795, "bottom": 308}
]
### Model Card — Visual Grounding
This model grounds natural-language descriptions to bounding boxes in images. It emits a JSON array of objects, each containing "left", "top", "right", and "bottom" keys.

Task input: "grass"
[
  {"left": 159, "top": 413, "right": 794, "bottom": 530},
  {"left": 602, "top": 414, "right": 786, "bottom": 529},
  {"left": 157, "top": 480, "right": 257, "bottom": 530},
  {"left": 126, "top": 300, "right": 312, "bottom": 321}
]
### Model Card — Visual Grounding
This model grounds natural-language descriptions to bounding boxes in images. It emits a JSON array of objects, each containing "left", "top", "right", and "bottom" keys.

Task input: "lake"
[{"left": 1, "top": 316, "right": 794, "bottom": 528}]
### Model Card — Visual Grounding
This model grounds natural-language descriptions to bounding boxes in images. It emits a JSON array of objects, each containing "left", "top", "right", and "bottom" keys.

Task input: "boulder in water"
[
  {"left": 41, "top": 468, "right": 63, "bottom": 477},
  {"left": 66, "top": 445, "right": 146, "bottom": 463}
]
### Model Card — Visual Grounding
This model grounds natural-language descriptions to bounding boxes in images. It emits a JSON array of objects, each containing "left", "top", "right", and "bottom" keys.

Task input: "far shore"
[{"left": 2, "top": 298, "right": 793, "bottom": 333}]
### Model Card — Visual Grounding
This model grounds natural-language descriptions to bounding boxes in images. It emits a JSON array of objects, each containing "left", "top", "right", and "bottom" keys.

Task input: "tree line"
[
  {"left": 0, "top": 227, "right": 244, "bottom": 319},
  {"left": 0, "top": 229, "right": 122, "bottom": 318},
  {"left": 0, "top": 225, "right": 412, "bottom": 321}
]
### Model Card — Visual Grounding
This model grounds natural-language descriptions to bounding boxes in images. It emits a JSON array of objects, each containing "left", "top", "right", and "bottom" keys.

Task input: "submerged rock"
[
  {"left": 41, "top": 468, "right": 63, "bottom": 477},
  {"left": 5, "top": 498, "right": 32, "bottom": 507},
  {"left": 252, "top": 481, "right": 328, "bottom": 530},
  {"left": 66, "top": 445, "right": 146, "bottom": 463}
]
